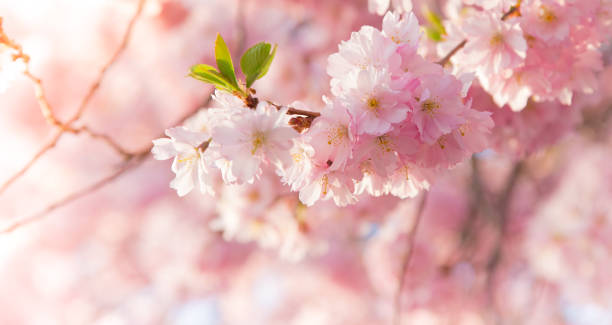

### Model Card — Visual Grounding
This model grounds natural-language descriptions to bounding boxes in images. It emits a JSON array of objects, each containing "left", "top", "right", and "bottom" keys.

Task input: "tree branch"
[
  {"left": 485, "top": 160, "right": 524, "bottom": 324},
  {"left": 265, "top": 100, "right": 321, "bottom": 118},
  {"left": 0, "top": 91, "right": 215, "bottom": 235},
  {"left": 0, "top": 153, "right": 148, "bottom": 234},
  {"left": 436, "top": 39, "right": 467, "bottom": 66},
  {"left": 0, "top": 0, "right": 146, "bottom": 196},
  {"left": 392, "top": 192, "right": 428, "bottom": 325}
]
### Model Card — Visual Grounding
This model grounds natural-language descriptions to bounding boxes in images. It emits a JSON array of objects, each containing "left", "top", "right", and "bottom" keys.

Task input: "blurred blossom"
[{"left": 0, "top": 0, "right": 611, "bottom": 324}]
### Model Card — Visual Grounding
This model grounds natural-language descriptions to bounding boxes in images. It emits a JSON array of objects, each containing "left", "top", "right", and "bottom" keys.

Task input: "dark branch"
[{"left": 393, "top": 192, "right": 428, "bottom": 325}]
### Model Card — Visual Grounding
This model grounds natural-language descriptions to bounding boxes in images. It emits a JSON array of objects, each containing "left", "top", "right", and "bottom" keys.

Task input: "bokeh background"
[{"left": 1, "top": 0, "right": 611, "bottom": 324}]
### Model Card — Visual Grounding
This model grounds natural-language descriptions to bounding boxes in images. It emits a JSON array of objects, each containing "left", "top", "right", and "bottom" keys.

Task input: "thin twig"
[
  {"left": 65, "top": 0, "right": 146, "bottom": 125},
  {"left": 486, "top": 161, "right": 523, "bottom": 275},
  {"left": 0, "top": 0, "right": 146, "bottom": 196},
  {"left": 0, "top": 92, "right": 214, "bottom": 235},
  {"left": 266, "top": 100, "right": 321, "bottom": 118},
  {"left": 22, "top": 70, "right": 64, "bottom": 129},
  {"left": 485, "top": 161, "right": 524, "bottom": 325},
  {"left": 500, "top": 6, "right": 519, "bottom": 21},
  {"left": 75, "top": 126, "right": 133, "bottom": 158},
  {"left": 436, "top": 39, "right": 467, "bottom": 66},
  {"left": 0, "top": 132, "right": 63, "bottom": 195},
  {"left": 0, "top": 154, "right": 149, "bottom": 234},
  {"left": 501, "top": 1, "right": 522, "bottom": 21},
  {"left": 392, "top": 192, "right": 428, "bottom": 325}
]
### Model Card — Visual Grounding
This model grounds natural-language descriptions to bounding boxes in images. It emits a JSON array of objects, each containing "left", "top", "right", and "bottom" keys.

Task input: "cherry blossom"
[
  {"left": 213, "top": 102, "right": 297, "bottom": 184},
  {"left": 152, "top": 127, "right": 214, "bottom": 196}
]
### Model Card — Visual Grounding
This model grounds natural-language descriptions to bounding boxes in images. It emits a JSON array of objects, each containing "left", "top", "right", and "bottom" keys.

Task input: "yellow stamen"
[
  {"left": 437, "top": 136, "right": 447, "bottom": 149},
  {"left": 247, "top": 189, "right": 260, "bottom": 202},
  {"left": 251, "top": 131, "right": 265, "bottom": 155},
  {"left": 459, "top": 124, "right": 470, "bottom": 136},
  {"left": 402, "top": 165, "right": 411, "bottom": 181},
  {"left": 321, "top": 175, "right": 329, "bottom": 195},
  {"left": 490, "top": 33, "right": 504, "bottom": 46},
  {"left": 539, "top": 5, "right": 557, "bottom": 23},
  {"left": 292, "top": 153, "right": 303, "bottom": 162},
  {"left": 376, "top": 135, "right": 393, "bottom": 152},
  {"left": 421, "top": 99, "right": 440, "bottom": 116},
  {"left": 177, "top": 152, "right": 198, "bottom": 164},
  {"left": 367, "top": 97, "right": 380, "bottom": 110},
  {"left": 327, "top": 125, "right": 348, "bottom": 146}
]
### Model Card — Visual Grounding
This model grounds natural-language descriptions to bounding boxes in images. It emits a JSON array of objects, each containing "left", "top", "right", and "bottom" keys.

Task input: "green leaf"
[
  {"left": 423, "top": 8, "right": 446, "bottom": 36},
  {"left": 191, "top": 64, "right": 219, "bottom": 75},
  {"left": 214, "top": 33, "right": 239, "bottom": 89},
  {"left": 240, "top": 43, "right": 277, "bottom": 88},
  {"left": 240, "top": 42, "right": 271, "bottom": 77},
  {"left": 257, "top": 44, "right": 277, "bottom": 81},
  {"left": 189, "top": 64, "right": 234, "bottom": 91},
  {"left": 425, "top": 27, "right": 443, "bottom": 42}
]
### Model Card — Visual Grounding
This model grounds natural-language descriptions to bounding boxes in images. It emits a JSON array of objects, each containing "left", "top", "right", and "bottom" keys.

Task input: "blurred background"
[{"left": 0, "top": 0, "right": 611, "bottom": 324}]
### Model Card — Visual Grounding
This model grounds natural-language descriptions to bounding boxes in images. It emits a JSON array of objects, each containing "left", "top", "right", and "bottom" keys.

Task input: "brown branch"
[
  {"left": 0, "top": 0, "right": 145, "bottom": 196},
  {"left": 0, "top": 132, "right": 63, "bottom": 195},
  {"left": 486, "top": 161, "right": 523, "bottom": 275},
  {"left": 436, "top": 39, "right": 467, "bottom": 66},
  {"left": 392, "top": 192, "right": 428, "bottom": 325},
  {"left": 0, "top": 153, "right": 149, "bottom": 235},
  {"left": 265, "top": 100, "right": 321, "bottom": 118},
  {"left": 0, "top": 91, "right": 214, "bottom": 235},
  {"left": 75, "top": 126, "right": 133, "bottom": 158},
  {"left": 484, "top": 160, "right": 524, "bottom": 324},
  {"left": 501, "top": 1, "right": 522, "bottom": 21},
  {"left": 65, "top": 0, "right": 146, "bottom": 125},
  {"left": 22, "top": 70, "right": 65, "bottom": 129}
]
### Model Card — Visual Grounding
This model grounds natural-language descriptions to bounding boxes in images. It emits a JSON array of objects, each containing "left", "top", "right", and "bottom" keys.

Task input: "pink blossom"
[
  {"left": 299, "top": 169, "right": 358, "bottom": 207},
  {"left": 342, "top": 68, "right": 409, "bottom": 135},
  {"left": 303, "top": 99, "right": 356, "bottom": 172},
  {"left": 327, "top": 25, "right": 401, "bottom": 96},
  {"left": 281, "top": 139, "right": 316, "bottom": 192},
  {"left": 451, "top": 106, "right": 494, "bottom": 153},
  {"left": 411, "top": 73, "right": 467, "bottom": 143},
  {"left": 460, "top": 11, "right": 527, "bottom": 83},
  {"left": 368, "top": 0, "right": 413, "bottom": 16},
  {"left": 387, "top": 162, "right": 431, "bottom": 198},
  {"left": 213, "top": 102, "right": 297, "bottom": 184},
  {"left": 520, "top": 0, "right": 574, "bottom": 41},
  {"left": 382, "top": 11, "right": 420, "bottom": 47},
  {"left": 152, "top": 127, "right": 214, "bottom": 196}
]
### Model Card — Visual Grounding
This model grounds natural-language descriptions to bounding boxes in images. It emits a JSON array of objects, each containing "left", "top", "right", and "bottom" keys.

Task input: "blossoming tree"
[{"left": 0, "top": 0, "right": 611, "bottom": 324}]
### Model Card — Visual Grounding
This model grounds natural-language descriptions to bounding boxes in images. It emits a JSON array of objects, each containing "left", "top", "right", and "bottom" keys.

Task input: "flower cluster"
[
  {"left": 153, "top": 11, "right": 493, "bottom": 207},
  {"left": 438, "top": 0, "right": 610, "bottom": 111}
]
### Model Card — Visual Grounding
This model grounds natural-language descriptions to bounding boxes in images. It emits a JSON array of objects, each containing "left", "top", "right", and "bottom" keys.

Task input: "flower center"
[
  {"left": 490, "top": 33, "right": 504, "bottom": 46},
  {"left": 321, "top": 175, "right": 329, "bottom": 195},
  {"left": 251, "top": 131, "right": 266, "bottom": 155},
  {"left": 367, "top": 97, "right": 380, "bottom": 111},
  {"left": 401, "top": 165, "right": 411, "bottom": 181},
  {"left": 421, "top": 99, "right": 440, "bottom": 116},
  {"left": 376, "top": 135, "right": 393, "bottom": 152},
  {"left": 247, "top": 189, "right": 260, "bottom": 202},
  {"left": 327, "top": 125, "right": 348, "bottom": 146},
  {"left": 539, "top": 5, "right": 557, "bottom": 23},
  {"left": 437, "top": 136, "right": 447, "bottom": 149},
  {"left": 177, "top": 152, "right": 197, "bottom": 164}
]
